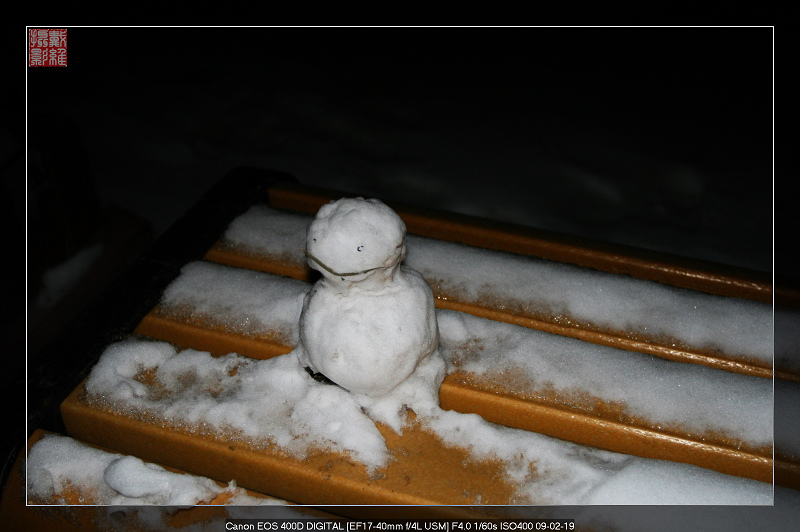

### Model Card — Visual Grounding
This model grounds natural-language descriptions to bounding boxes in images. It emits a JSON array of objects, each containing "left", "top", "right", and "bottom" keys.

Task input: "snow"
[
  {"left": 26, "top": 432, "right": 285, "bottom": 507},
  {"left": 82, "top": 338, "right": 773, "bottom": 505},
  {"left": 159, "top": 260, "right": 309, "bottom": 344},
  {"left": 24, "top": 433, "right": 800, "bottom": 530},
  {"left": 580, "top": 458, "right": 772, "bottom": 505},
  {"left": 439, "top": 310, "right": 774, "bottom": 451},
  {"left": 158, "top": 261, "right": 778, "bottom": 455},
  {"left": 406, "top": 235, "right": 774, "bottom": 364},
  {"left": 304, "top": 197, "right": 407, "bottom": 278},
  {"left": 84, "top": 338, "right": 392, "bottom": 471},
  {"left": 220, "top": 205, "right": 781, "bottom": 367},
  {"left": 297, "top": 198, "right": 444, "bottom": 407}
]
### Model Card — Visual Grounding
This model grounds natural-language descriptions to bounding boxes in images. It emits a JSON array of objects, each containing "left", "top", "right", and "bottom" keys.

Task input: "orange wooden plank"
[
  {"left": 135, "top": 313, "right": 784, "bottom": 486},
  {"left": 203, "top": 246, "right": 781, "bottom": 381},
  {"left": 267, "top": 180, "right": 785, "bottom": 305},
  {"left": 61, "top": 383, "right": 517, "bottom": 514}
]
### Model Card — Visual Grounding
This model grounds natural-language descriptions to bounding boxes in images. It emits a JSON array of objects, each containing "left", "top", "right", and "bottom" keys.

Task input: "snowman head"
[{"left": 305, "top": 197, "right": 407, "bottom": 284}]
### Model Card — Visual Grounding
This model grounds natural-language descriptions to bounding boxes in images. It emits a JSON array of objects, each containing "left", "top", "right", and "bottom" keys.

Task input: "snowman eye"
[{"left": 357, "top": 245, "right": 363, "bottom": 252}]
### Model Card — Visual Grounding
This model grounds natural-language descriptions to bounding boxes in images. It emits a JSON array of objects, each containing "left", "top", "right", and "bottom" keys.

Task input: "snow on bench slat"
[
  {"left": 438, "top": 310, "right": 773, "bottom": 451},
  {"left": 158, "top": 261, "right": 308, "bottom": 345},
  {"left": 157, "top": 261, "right": 776, "bottom": 455},
  {"left": 27, "top": 432, "right": 288, "bottom": 507},
  {"left": 219, "top": 205, "right": 780, "bottom": 367},
  {"left": 83, "top": 336, "right": 772, "bottom": 505}
]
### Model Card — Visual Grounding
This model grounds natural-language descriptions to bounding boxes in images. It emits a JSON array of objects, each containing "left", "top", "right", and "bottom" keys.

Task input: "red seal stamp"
[{"left": 28, "top": 28, "right": 68, "bottom": 67}]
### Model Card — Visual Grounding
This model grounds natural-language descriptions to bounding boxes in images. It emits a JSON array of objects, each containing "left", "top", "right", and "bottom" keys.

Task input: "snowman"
[{"left": 296, "top": 197, "right": 445, "bottom": 422}]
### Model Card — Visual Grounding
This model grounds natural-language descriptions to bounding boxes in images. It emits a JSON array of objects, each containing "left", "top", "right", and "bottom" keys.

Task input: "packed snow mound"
[
  {"left": 27, "top": 433, "right": 283, "bottom": 506},
  {"left": 305, "top": 197, "right": 407, "bottom": 280},
  {"left": 297, "top": 198, "right": 445, "bottom": 411}
]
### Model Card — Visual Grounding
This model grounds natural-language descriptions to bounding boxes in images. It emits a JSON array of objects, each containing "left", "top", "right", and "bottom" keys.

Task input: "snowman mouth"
[{"left": 303, "top": 249, "right": 386, "bottom": 277}]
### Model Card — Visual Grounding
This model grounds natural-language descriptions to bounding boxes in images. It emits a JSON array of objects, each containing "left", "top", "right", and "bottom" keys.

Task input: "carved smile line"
[{"left": 303, "top": 249, "right": 385, "bottom": 277}]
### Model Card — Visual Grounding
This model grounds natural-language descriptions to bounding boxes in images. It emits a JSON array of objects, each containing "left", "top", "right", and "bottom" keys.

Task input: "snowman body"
[{"left": 297, "top": 198, "right": 442, "bottom": 398}]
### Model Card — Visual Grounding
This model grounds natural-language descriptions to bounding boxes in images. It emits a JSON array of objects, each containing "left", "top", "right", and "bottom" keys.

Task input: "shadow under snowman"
[{"left": 293, "top": 197, "right": 447, "bottom": 431}]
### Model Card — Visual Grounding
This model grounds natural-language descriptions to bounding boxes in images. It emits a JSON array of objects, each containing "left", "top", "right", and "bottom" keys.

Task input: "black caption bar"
[{"left": 225, "top": 520, "right": 576, "bottom": 532}]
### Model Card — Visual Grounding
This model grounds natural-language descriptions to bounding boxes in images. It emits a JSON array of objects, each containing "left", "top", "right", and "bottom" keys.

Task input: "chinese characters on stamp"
[{"left": 29, "top": 29, "right": 68, "bottom": 67}]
